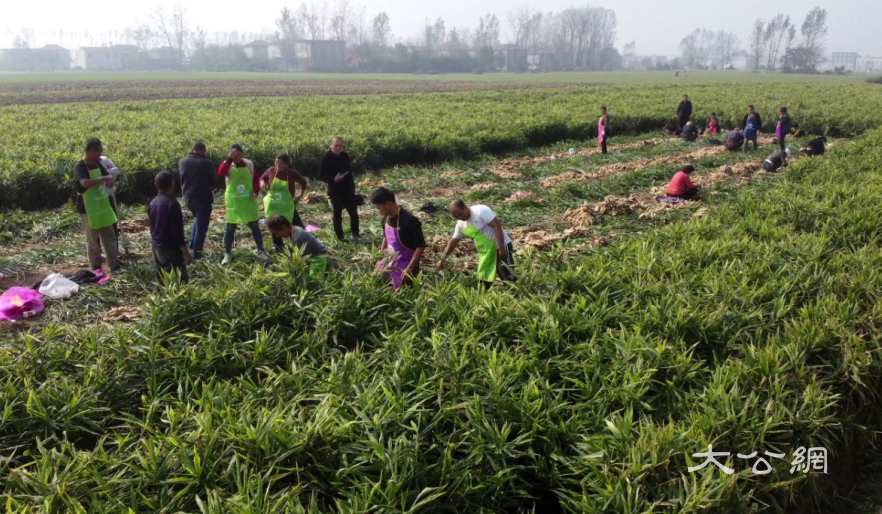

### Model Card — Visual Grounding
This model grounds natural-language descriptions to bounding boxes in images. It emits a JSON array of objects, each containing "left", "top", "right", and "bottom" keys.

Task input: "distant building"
[
  {"left": 76, "top": 45, "right": 148, "bottom": 71},
  {"left": 828, "top": 52, "right": 858, "bottom": 71},
  {"left": 148, "top": 46, "right": 176, "bottom": 60},
  {"left": 527, "top": 50, "right": 556, "bottom": 72},
  {"left": 856, "top": 56, "right": 882, "bottom": 73},
  {"left": 243, "top": 40, "right": 271, "bottom": 61},
  {"left": 437, "top": 44, "right": 474, "bottom": 58},
  {"left": 0, "top": 45, "right": 71, "bottom": 71},
  {"left": 493, "top": 44, "right": 527, "bottom": 72}
]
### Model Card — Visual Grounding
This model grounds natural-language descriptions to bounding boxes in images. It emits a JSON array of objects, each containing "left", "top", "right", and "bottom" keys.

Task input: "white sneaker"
[
  {"left": 221, "top": 253, "right": 233, "bottom": 265},
  {"left": 257, "top": 251, "right": 270, "bottom": 262}
]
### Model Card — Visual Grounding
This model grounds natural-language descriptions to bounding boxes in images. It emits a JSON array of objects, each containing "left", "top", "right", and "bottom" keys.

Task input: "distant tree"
[
  {"left": 473, "top": 14, "right": 500, "bottom": 48},
  {"left": 622, "top": 41, "right": 636, "bottom": 68},
  {"left": 599, "top": 47, "right": 622, "bottom": 71},
  {"left": 125, "top": 24, "right": 156, "bottom": 49},
  {"left": 371, "top": 12, "right": 392, "bottom": 49},
  {"left": 800, "top": 7, "right": 828, "bottom": 72},
  {"left": 152, "top": 5, "right": 188, "bottom": 68},
  {"left": 715, "top": 30, "right": 740, "bottom": 68},
  {"left": 507, "top": 6, "right": 532, "bottom": 49},
  {"left": 781, "top": 46, "right": 815, "bottom": 74},
  {"left": 749, "top": 19, "right": 766, "bottom": 72},
  {"left": 12, "top": 29, "right": 34, "bottom": 49}
]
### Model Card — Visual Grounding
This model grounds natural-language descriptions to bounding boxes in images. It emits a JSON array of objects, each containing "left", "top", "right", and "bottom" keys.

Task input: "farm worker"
[
  {"left": 681, "top": 121, "right": 699, "bottom": 142},
  {"left": 74, "top": 138, "right": 120, "bottom": 272},
  {"left": 371, "top": 187, "right": 426, "bottom": 291},
  {"left": 435, "top": 200, "right": 516, "bottom": 288},
  {"left": 218, "top": 143, "right": 268, "bottom": 264},
  {"left": 790, "top": 122, "right": 805, "bottom": 137},
  {"left": 705, "top": 113, "right": 720, "bottom": 135},
  {"left": 98, "top": 155, "right": 121, "bottom": 234},
  {"left": 148, "top": 171, "right": 193, "bottom": 284},
  {"left": 599, "top": 106, "right": 611, "bottom": 154},
  {"left": 775, "top": 107, "right": 794, "bottom": 167},
  {"left": 676, "top": 94, "right": 693, "bottom": 129},
  {"left": 762, "top": 148, "right": 791, "bottom": 172},
  {"left": 742, "top": 105, "right": 762, "bottom": 153},
  {"left": 663, "top": 118, "right": 681, "bottom": 136},
  {"left": 179, "top": 142, "right": 216, "bottom": 260},
  {"left": 725, "top": 127, "right": 745, "bottom": 152},
  {"left": 666, "top": 164, "right": 700, "bottom": 200},
  {"left": 261, "top": 153, "right": 307, "bottom": 253},
  {"left": 804, "top": 136, "right": 827, "bottom": 156},
  {"left": 318, "top": 137, "right": 360, "bottom": 241},
  {"left": 265, "top": 215, "right": 336, "bottom": 278}
]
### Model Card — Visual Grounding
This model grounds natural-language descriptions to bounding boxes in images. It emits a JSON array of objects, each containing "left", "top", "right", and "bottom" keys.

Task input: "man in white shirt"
[{"left": 435, "top": 200, "right": 515, "bottom": 287}]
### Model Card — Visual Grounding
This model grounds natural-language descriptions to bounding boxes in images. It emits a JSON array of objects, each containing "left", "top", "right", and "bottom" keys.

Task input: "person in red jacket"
[{"left": 666, "top": 164, "right": 700, "bottom": 200}]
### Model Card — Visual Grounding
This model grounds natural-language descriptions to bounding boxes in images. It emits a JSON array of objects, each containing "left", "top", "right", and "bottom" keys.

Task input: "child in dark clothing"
[{"left": 148, "top": 171, "right": 193, "bottom": 283}]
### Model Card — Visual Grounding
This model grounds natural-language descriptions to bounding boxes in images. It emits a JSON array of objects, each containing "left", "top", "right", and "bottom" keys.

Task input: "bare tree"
[
  {"left": 526, "top": 13, "right": 544, "bottom": 53},
  {"left": 153, "top": 5, "right": 188, "bottom": 68},
  {"left": 348, "top": 3, "right": 367, "bottom": 46},
  {"left": 749, "top": 19, "right": 766, "bottom": 72},
  {"left": 507, "top": 6, "right": 531, "bottom": 48},
  {"left": 715, "top": 31, "right": 740, "bottom": 68},
  {"left": 371, "top": 12, "right": 392, "bottom": 49},
  {"left": 12, "top": 29, "right": 35, "bottom": 49},
  {"left": 125, "top": 24, "right": 156, "bottom": 49},
  {"left": 801, "top": 7, "right": 828, "bottom": 71},
  {"left": 330, "top": 0, "right": 350, "bottom": 41},
  {"left": 473, "top": 14, "right": 500, "bottom": 49},
  {"left": 763, "top": 14, "right": 792, "bottom": 72}
]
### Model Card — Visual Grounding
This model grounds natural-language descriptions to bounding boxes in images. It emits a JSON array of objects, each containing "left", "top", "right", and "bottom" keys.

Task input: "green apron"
[
  {"left": 309, "top": 256, "right": 328, "bottom": 279},
  {"left": 225, "top": 165, "right": 259, "bottom": 224},
  {"left": 82, "top": 167, "right": 119, "bottom": 229},
  {"left": 461, "top": 225, "right": 497, "bottom": 282},
  {"left": 263, "top": 174, "right": 295, "bottom": 222}
]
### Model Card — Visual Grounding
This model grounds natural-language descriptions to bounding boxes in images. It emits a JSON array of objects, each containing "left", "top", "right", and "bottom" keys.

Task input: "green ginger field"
[{"left": 2, "top": 72, "right": 882, "bottom": 513}]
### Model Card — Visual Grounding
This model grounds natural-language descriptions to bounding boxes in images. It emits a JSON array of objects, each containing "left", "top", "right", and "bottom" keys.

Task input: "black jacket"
[
  {"left": 179, "top": 153, "right": 216, "bottom": 207},
  {"left": 318, "top": 151, "right": 356, "bottom": 203},
  {"left": 677, "top": 100, "right": 693, "bottom": 120},
  {"left": 741, "top": 113, "right": 763, "bottom": 133}
]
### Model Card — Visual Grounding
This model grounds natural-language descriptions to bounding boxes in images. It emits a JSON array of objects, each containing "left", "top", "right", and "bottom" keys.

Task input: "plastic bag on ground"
[
  {"left": 38, "top": 274, "right": 80, "bottom": 299},
  {"left": 0, "top": 287, "right": 45, "bottom": 321}
]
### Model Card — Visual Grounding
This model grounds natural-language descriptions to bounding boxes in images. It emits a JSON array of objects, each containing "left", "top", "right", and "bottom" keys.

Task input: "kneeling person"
[
  {"left": 371, "top": 187, "right": 426, "bottom": 291},
  {"left": 762, "top": 148, "right": 790, "bottom": 172},
  {"left": 436, "top": 200, "right": 515, "bottom": 288},
  {"left": 266, "top": 215, "right": 335, "bottom": 278},
  {"left": 149, "top": 171, "right": 193, "bottom": 283}
]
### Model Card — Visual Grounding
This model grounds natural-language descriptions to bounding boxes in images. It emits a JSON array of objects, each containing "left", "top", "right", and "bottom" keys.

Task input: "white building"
[
  {"left": 827, "top": 52, "right": 858, "bottom": 71},
  {"left": 856, "top": 56, "right": 882, "bottom": 73}
]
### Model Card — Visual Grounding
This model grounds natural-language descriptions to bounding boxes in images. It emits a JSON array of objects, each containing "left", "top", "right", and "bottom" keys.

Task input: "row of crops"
[
  {"left": 2, "top": 126, "right": 882, "bottom": 512},
  {"left": 2, "top": 82, "right": 882, "bottom": 211}
]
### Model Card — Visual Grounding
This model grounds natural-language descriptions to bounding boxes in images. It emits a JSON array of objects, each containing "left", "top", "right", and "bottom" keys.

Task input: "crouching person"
[
  {"left": 666, "top": 164, "right": 700, "bottom": 200},
  {"left": 266, "top": 215, "right": 336, "bottom": 278},
  {"left": 149, "top": 171, "right": 193, "bottom": 284}
]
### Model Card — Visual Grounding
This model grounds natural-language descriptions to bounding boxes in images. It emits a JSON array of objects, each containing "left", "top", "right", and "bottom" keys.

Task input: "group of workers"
[
  {"left": 74, "top": 137, "right": 516, "bottom": 290},
  {"left": 71, "top": 96, "right": 825, "bottom": 289}
]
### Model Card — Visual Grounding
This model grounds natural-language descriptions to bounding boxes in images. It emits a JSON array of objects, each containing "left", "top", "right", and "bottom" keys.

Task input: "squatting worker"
[
  {"left": 179, "top": 142, "right": 216, "bottom": 260},
  {"left": 677, "top": 94, "right": 693, "bottom": 129},
  {"left": 742, "top": 105, "right": 762, "bottom": 153},
  {"left": 218, "top": 144, "right": 268, "bottom": 264},
  {"left": 705, "top": 112, "right": 720, "bottom": 136},
  {"left": 265, "top": 215, "right": 336, "bottom": 278},
  {"left": 371, "top": 187, "right": 426, "bottom": 291},
  {"left": 149, "top": 171, "right": 193, "bottom": 284},
  {"left": 725, "top": 126, "right": 745, "bottom": 152},
  {"left": 776, "top": 107, "right": 794, "bottom": 167},
  {"left": 666, "top": 164, "right": 700, "bottom": 200},
  {"left": 261, "top": 153, "right": 307, "bottom": 253},
  {"left": 318, "top": 137, "right": 359, "bottom": 241},
  {"left": 74, "top": 138, "right": 120, "bottom": 272},
  {"left": 681, "top": 121, "right": 699, "bottom": 142},
  {"left": 435, "top": 200, "right": 515, "bottom": 288},
  {"left": 599, "top": 106, "right": 611, "bottom": 154},
  {"left": 762, "top": 148, "right": 791, "bottom": 173}
]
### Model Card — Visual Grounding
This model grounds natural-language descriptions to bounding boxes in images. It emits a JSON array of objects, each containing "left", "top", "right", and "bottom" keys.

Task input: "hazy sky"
[{"left": 1, "top": 0, "right": 878, "bottom": 56}]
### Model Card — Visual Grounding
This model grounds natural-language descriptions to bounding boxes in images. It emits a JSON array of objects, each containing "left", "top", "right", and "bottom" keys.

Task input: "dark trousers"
[
  {"left": 272, "top": 211, "right": 305, "bottom": 253},
  {"left": 153, "top": 246, "right": 189, "bottom": 284},
  {"left": 332, "top": 198, "right": 359, "bottom": 240},
  {"left": 678, "top": 116, "right": 690, "bottom": 129},
  {"left": 778, "top": 136, "right": 788, "bottom": 165},
  {"left": 601, "top": 136, "right": 608, "bottom": 154},
  {"left": 483, "top": 243, "right": 516, "bottom": 288},
  {"left": 224, "top": 221, "right": 265, "bottom": 254},
  {"left": 743, "top": 137, "right": 758, "bottom": 153},
  {"left": 672, "top": 187, "right": 699, "bottom": 200},
  {"left": 188, "top": 203, "right": 212, "bottom": 259}
]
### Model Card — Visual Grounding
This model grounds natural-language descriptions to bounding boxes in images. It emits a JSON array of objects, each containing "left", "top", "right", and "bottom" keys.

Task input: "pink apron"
[
  {"left": 375, "top": 211, "right": 416, "bottom": 291},
  {"left": 598, "top": 118, "right": 605, "bottom": 143}
]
